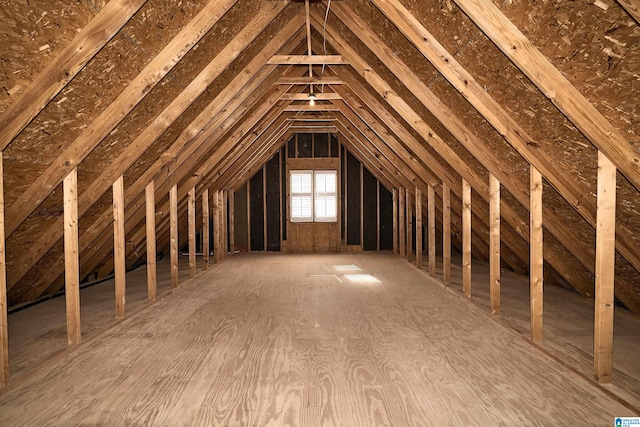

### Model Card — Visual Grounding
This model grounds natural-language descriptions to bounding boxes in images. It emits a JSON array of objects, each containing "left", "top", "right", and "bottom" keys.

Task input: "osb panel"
[
  {"left": 0, "top": 0, "right": 103, "bottom": 115},
  {"left": 3, "top": 0, "right": 206, "bottom": 184},
  {"left": 82, "top": 0, "right": 265, "bottom": 184},
  {"left": 9, "top": 240, "right": 64, "bottom": 306},
  {"left": 345, "top": 0, "right": 527, "bottom": 186}
]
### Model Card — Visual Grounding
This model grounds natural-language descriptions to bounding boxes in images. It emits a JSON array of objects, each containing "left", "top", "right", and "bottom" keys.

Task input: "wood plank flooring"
[{"left": 0, "top": 253, "right": 636, "bottom": 425}]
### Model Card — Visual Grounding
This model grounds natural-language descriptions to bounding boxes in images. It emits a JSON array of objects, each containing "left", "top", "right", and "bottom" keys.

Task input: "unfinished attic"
[{"left": 0, "top": 0, "right": 639, "bottom": 423}]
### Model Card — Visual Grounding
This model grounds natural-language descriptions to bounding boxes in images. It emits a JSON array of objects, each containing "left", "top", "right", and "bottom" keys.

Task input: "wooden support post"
[
  {"left": 392, "top": 188, "right": 398, "bottom": 254},
  {"left": 202, "top": 189, "right": 209, "bottom": 269},
  {"left": 219, "top": 190, "right": 225, "bottom": 259},
  {"left": 415, "top": 188, "right": 422, "bottom": 268},
  {"left": 223, "top": 190, "right": 229, "bottom": 258},
  {"left": 594, "top": 151, "right": 617, "bottom": 383},
  {"left": 170, "top": 184, "right": 179, "bottom": 289},
  {"left": 213, "top": 190, "right": 220, "bottom": 263},
  {"left": 462, "top": 178, "right": 472, "bottom": 298},
  {"left": 0, "top": 156, "right": 7, "bottom": 388},
  {"left": 443, "top": 182, "right": 451, "bottom": 285},
  {"left": 188, "top": 187, "right": 196, "bottom": 278},
  {"left": 377, "top": 180, "right": 381, "bottom": 251},
  {"left": 406, "top": 189, "right": 413, "bottom": 262},
  {"left": 428, "top": 184, "right": 436, "bottom": 276},
  {"left": 530, "top": 166, "right": 543, "bottom": 341},
  {"left": 229, "top": 189, "right": 235, "bottom": 254},
  {"left": 113, "top": 175, "right": 126, "bottom": 319},
  {"left": 145, "top": 181, "right": 157, "bottom": 301},
  {"left": 64, "top": 168, "right": 81, "bottom": 344},
  {"left": 399, "top": 187, "right": 406, "bottom": 257},
  {"left": 489, "top": 174, "right": 501, "bottom": 315}
]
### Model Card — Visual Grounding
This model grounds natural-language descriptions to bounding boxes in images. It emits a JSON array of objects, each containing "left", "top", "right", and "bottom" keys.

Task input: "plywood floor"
[{"left": 0, "top": 253, "right": 635, "bottom": 425}]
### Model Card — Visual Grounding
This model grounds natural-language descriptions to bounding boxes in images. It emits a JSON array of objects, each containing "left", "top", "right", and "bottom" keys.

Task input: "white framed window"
[
  {"left": 291, "top": 170, "right": 313, "bottom": 222},
  {"left": 314, "top": 170, "right": 337, "bottom": 222},
  {"left": 290, "top": 170, "right": 337, "bottom": 223}
]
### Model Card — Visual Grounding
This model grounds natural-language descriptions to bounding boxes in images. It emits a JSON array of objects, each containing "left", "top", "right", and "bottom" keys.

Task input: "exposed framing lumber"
[
  {"left": 322, "top": 20, "right": 597, "bottom": 298},
  {"left": 489, "top": 174, "right": 501, "bottom": 315},
  {"left": 530, "top": 166, "right": 544, "bottom": 342},
  {"left": 0, "top": 0, "right": 148, "bottom": 150},
  {"left": 399, "top": 187, "right": 406, "bottom": 258},
  {"left": 280, "top": 93, "right": 341, "bottom": 100},
  {"left": 5, "top": 0, "right": 239, "bottom": 238},
  {"left": 223, "top": 189, "right": 228, "bottom": 258},
  {"left": 188, "top": 187, "right": 196, "bottom": 278},
  {"left": 19, "top": 33, "right": 306, "bottom": 301},
  {"left": 213, "top": 190, "right": 221, "bottom": 263},
  {"left": 415, "top": 188, "right": 423, "bottom": 268},
  {"left": 428, "top": 185, "right": 436, "bottom": 276},
  {"left": 145, "top": 181, "right": 156, "bottom": 301},
  {"left": 0, "top": 155, "right": 7, "bottom": 388},
  {"left": 453, "top": 0, "right": 640, "bottom": 192},
  {"left": 373, "top": 0, "right": 640, "bottom": 301},
  {"left": 443, "top": 182, "right": 451, "bottom": 286},
  {"left": 229, "top": 189, "right": 235, "bottom": 254},
  {"left": 170, "top": 184, "right": 179, "bottom": 289},
  {"left": 462, "top": 178, "right": 472, "bottom": 298},
  {"left": 392, "top": 188, "right": 398, "bottom": 254},
  {"left": 63, "top": 168, "right": 81, "bottom": 345},
  {"left": 4, "top": 9, "right": 301, "bottom": 292},
  {"left": 113, "top": 175, "right": 126, "bottom": 319},
  {"left": 283, "top": 105, "right": 340, "bottom": 112},
  {"left": 594, "top": 152, "right": 617, "bottom": 383},
  {"left": 202, "top": 189, "right": 210, "bottom": 269},
  {"left": 267, "top": 55, "right": 347, "bottom": 64},
  {"left": 406, "top": 189, "right": 413, "bottom": 262},
  {"left": 277, "top": 77, "right": 344, "bottom": 85}
]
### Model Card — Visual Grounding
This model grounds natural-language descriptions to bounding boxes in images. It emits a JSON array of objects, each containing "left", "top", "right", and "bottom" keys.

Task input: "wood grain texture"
[
  {"left": 594, "top": 152, "right": 617, "bottom": 383},
  {"left": 489, "top": 174, "right": 500, "bottom": 315},
  {"left": 0, "top": 0, "right": 148, "bottom": 150},
  {"left": 530, "top": 166, "right": 544, "bottom": 342},
  {"left": 63, "top": 169, "right": 81, "bottom": 345},
  {"left": 443, "top": 182, "right": 451, "bottom": 286},
  {"left": 170, "top": 185, "right": 179, "bottom": 289},
  {"left": 188, "top": 188, "right": 196, "bottom": 278},
  {"left": 0, "top": 253, "right": 633, "bottom": 425},
  {"left": 0, "top": 156, "right": 7, "bottom": 388},
  {"left": 428, "top": 185, "right": 436, "bottom": 276},
  {"left": 145, "top": 181, "right": 157, "bottom": 301},
  {"left": 462, "top": 179, "right": 472, "bottom": 298},
  {"left": 399, "top": 187, "right": 405, "bottom": 258},
  {"left": 113, "top": 176, "right": 126, "bottom": 320},
  {"left": 415, "top": 188, "right": 422, "bottom": 268},
  {"left": 617, "top": 0, "right": 640, "bottom": 24},
  {"left": 202, "top": 189, "right": 210, "bottom": 269}
]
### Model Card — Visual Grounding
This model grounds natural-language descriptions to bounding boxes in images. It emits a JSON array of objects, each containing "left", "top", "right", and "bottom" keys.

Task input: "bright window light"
[
  {"left": 344, "top": 274, "right": 381, "bottom": 284},
  {"left": 290, "top": 169, "right": 337, "bottom": 223},
  {"left": 333, "top": 264, "right": 361, "bottom": 271}
]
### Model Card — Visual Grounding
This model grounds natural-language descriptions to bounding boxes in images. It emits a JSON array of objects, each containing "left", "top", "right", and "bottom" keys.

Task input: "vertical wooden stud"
[
  {"left": 169, "top": 184, "right": 179, "bottom": 289},
  {"left": 360, "top": 163, "right": 364, "bottom": 249},
  {"left": 399, "top": 187, "right": 406, "bottom": 257},
  {"left": 406, "top": 189, "right": 413, "bottom": 263},
  {"left": 246, "top": 181, "right": 251, "bottom": 253},
  {"left": 462, "top": 178, "right": 472, "bottom": 298},
  {"left": 229, "top": 189, "right": 235, "bottom": 254},
  {"left": 202, "top": 189, "right": 209, "bottom": 269},
  {"left": 188, "top": 187, "right": 196, "bottom": 278},
  {"left": 213, "top": 190, "right": 221, "bottom": 262},
  {"left": 489, "top": 174, "right": 501, "bottom": 315},
  {"left": 263, "top": 166, "right": 267, "bottom": 252},
  {"left": 376, "top": 180, "right": 381, "bottom": 251},
  {"left": 222, "top": 190, "right": 227, "bottom": 258},
  {"left": 145, "top": 181, "right": 156, "bottom": 300},
  {"left": 392, "top": 188, "right": 398, "bottom": 254},
  {"left": 113, "top": 175, "right": 126, "bottom": 318},
  {"left": 64, "top": 168, "right": 81, "bottom": 344},
  {"left": 415, "top": 188, "right": 422, "bottom": 268},
  {"left": 530, "top": 166, "right": 543, "bottom": 341},
  {"left": 428, "top": 184, "right": 436, "bottom": 276},
  {"left": 594, "top": 151, "right": 616, "bottom": 383},
  {"left": 443, "top": 182, "right": 451, "bottom": 286},
  {"left": 0, "top": 155, "right": 7, "bottom": 388}
]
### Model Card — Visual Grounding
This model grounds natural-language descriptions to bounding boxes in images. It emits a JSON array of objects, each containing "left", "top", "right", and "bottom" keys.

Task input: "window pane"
[
  {"left": 315, "top": 195, "right": 336, "bottom": 220},
  {"left": 291, "top": 171, "right": 312, "bottom": 194},
  {"left": 292, "top": 195, "right": 312, "bottom": 219},
  {"left": 315, "top": 171, "right": 336, "bottom": 193}
]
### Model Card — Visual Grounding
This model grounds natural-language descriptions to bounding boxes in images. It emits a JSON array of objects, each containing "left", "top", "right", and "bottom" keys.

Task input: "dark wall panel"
[
  {"left": 266, "top": 153, "right": 281, "bottom": 251},
  {"left": 281, "top": 146, "right": 287, "bottom": 241},
  {"left": 249, "top": 170, "right": 264, "bottom": 251},
  {"left": 330, "top": 134, "right": 339, "bottom": 158},
  {"left": 363, "top": 167, "right": 377, "bottom": 251},
  {"left": 298, "top": 133, "right": 312, "bottom": 158},
  {"left": 379, "top": 185, "right": 393, "bottom": 250},
  {"left": 234, "top": 184, "right": 248, "bottom": 251},
  {"left": 346, "top": 150, "right": 361, "bottom": 246},
  {"left": 314, "top": 133, "right": 329, "bottom": 158}
]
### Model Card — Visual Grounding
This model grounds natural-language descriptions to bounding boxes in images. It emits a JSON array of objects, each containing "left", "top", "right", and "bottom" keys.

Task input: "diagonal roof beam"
[
  {"left": 451, "top": 0, "right": 640, "bottom": 191},
  {"left": 367, "top": 0, "right": 640, "bottom": 285},
  {"left": 0, "top": 0, "right": 149, "bottom": 150},
  {"left": 6, "top": 5, "right": 302, "bottom": 291},
  {"left": 5, "top": 0, "right": 239, "bottom": 238}
]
